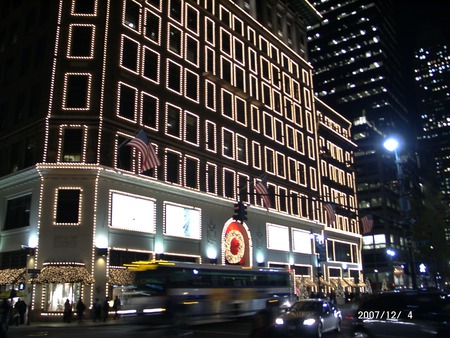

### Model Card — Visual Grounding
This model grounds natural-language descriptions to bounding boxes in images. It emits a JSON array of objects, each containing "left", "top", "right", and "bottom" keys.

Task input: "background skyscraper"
[{"left": 307, "top": 0, "right": 424, "bottom": 289}]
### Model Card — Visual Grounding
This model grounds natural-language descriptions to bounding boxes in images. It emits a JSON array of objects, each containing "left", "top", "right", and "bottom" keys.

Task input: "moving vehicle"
[
  {"left": 117, "top": 260, "right": 295, "bottom": 324},
  {"left": 350, "top": 289, "right": 450, "bottom": 337},
  {"left": 274, "top": 299, "right": 342, "bottom": 337}
]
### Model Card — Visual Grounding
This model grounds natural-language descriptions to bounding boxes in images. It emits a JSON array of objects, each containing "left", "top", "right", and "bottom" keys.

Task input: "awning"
[
  {"left": 31, "top": 263, "right": 94, "bottom": 284},
  {"left": 0, "top": 268, "right": 26, "bottom": 285},
  {"left": 318, "top": 277, "right": 331, "bottom": 287},
  {"left": 296, "top": 277, "right": 315, "bottom": 287},
  {"left": 108, "top": 268, "right": 135, "bottom": 286},
  {"left": 343, "top": 278, "right": 356, "bottom": 287}
]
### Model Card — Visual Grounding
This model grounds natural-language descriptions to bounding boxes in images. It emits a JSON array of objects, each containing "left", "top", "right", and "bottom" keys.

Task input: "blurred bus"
[{"left": 117, "top": 260, "right": 295, "bottom": 324}]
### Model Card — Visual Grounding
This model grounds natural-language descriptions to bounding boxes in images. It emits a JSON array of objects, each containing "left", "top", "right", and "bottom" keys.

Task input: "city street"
[{"left": 7, "top": 304, "right": 355, "bottom": 338}]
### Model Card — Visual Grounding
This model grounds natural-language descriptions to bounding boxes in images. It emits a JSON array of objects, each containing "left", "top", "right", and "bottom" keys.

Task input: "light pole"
[{"left": 383, "top": 138, "right": 417, "bottom": 289}]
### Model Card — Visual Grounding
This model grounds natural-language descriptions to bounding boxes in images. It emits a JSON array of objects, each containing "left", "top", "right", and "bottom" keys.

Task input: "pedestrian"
[
  {"left": 75, "top": 298, "right": 86, "bottom": 323},
  {"left": 0, "top": 298, "right": 12, "bottom": 338},
  {"left": 92, "top": 298, "right": 102, "bottom": 322},
  {"left": 63, "top": 299, "right": 72, "bottom": 323},
  {"left": 14, "top": 298, "right": 27, "bottom": 325},
  {"left": 113, "top": 296, "right": 121, "bottom": 319},
  {"left": 102, "top": 298, "right": 110, "bottom": 322}
]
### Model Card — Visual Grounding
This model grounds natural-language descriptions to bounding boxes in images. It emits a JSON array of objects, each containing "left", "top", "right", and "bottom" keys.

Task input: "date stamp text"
[{"left": 357, "top": 310, "right": 413, "bottom": 320}]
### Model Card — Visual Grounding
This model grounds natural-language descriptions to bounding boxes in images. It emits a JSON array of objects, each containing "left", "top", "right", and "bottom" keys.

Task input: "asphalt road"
[{"left": 6, "top": 315, "right": 355, "bottom": 338}]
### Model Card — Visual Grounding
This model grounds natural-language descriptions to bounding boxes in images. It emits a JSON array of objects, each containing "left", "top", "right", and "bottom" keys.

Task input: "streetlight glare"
[{"left": 383, "top": 138, "right": 399, "bottom": 152}]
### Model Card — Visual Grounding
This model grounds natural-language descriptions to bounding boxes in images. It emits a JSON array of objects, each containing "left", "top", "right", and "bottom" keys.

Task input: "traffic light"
[
  {"left": 233, "top": 203, "right": 241, "bottom": 221},
  {"left": 241, "top": 202, "right": 247, "bottom": 222},
  {"left": 232, "top": 201, "right": 247, "bottom": 222}
]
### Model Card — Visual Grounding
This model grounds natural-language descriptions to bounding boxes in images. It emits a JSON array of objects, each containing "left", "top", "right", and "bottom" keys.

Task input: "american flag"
[
  {"left": 323, "top": 202, "right": 336, "bottom": 225},
  {"left": 255, "top": 177, "right": 271, "bottom": 210},
  {"left": 126, "top": 129, "right": 161, "bottom": 172},
  {"left": 361, "top": 215, "right": 374, "bottom": 234}
]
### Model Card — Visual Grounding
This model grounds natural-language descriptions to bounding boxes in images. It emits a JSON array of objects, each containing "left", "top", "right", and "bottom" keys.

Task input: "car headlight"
[
  {"left": 275, "top": 318, "right": 284, "bottom": 325},
  {"left": 303, "top": 318, "right": 316, "bottom": 326},
  {"left": 281, "top": 299, "right": 291, "bottom": 308}
]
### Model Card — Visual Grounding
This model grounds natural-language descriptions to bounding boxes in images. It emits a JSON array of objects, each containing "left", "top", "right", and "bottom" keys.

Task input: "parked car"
[
  {"left": 350, "top": 289, "right": 450, "bottom": 337},
  {"left": 274, "top": 299, "right": 342, "bottom": 337}
]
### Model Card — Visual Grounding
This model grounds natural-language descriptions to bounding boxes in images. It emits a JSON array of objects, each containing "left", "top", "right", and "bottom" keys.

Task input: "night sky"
[{"left": 394, "top": 1, "right": 449, "bottom": 122}]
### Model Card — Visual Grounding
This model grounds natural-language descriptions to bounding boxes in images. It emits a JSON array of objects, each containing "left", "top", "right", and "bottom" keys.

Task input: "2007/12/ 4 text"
[{"left": 357, "top": 311, "right": 413, "bottom": 320}]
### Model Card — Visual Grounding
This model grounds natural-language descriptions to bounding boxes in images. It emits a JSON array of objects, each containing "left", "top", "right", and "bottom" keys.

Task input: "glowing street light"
[
  {"left": 386, "top": 249, "right": 396, "bottom": 257},
  {"left": 383, "top": 138, "right": 399, "bottom": 152}
]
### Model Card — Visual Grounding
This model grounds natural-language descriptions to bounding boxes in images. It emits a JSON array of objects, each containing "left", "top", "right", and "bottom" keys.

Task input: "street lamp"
[{"left": 383, "top": 137, "right": 417, "bottom": 289}]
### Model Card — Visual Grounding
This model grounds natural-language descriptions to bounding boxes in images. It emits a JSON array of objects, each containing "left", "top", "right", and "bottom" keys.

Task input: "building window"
[
  {"left": 205, "top": 17, "right": 214, "bottom": 44},
  {"left": 279, "top": 187, "right": 287, "bottom": 212},
  {"left": 277, "top": 152, "right": 285, "bottom": 178},
  {"left": 221, "top": 90, "right": 233, "bottom": 119},
  {"left": 68, "top": 25, "right": 94, "bottom": 58},
  {"left": 263, "top": 112, "right": 273, "bottom": 139},
  {"left": 167, "top": 61, "right": 182, "bottom": 93},
  {"left": 185, "top": 35, "right": 198, "bottom": 66},
  {"left": 186, "top": 4, "right": 199, "bottom": 34},
  {"left": 169, "top": 0, "right": 182, "bottom": 22},
  {"left": 288, "top": 158, "right": 297, "bottom": 183},
  {"left": 185, "top": 69, "right": 199, "bottom": 102},
  {"left": 234, "top": 38, "right": 244, "bottom": 64},
  {"left": 274, "top": 118, "right": 283, "bottom": 143},
  {"left": 223, "top": 169, "right": 235, "bottom": 199},
  {"left": 206, "top": 163, "right": 217, "bottom": 194},
  {"left": 238, "top": 174, "right": 249, "bottom": 202},
  {"left": 4, "top": 194, "right": 31, "bottom": 230},
  {"left": 142, "top": 93, "right": 158, "bottom": 130},
  {"left": 62, "top": 128, "right": 83, "bottom": 162},
  {"left": 252, "top": 141, "right": 261, "bottom": 169},
  {"left": 143, "top": 47, "right": 159, "bottom": 82},
  {"left": 286, "top": 125, "right": 295, "bottom": 149},
  {"left": 116, "top": 135, "right": 132, "bottom": 171},
  {"left": 144, "top": 9, "right": 160, "bottom": 44},
  {"left": 265, "top": 147, "right": 274, "bottom": 174},
  {"left": 248, "top": 48, "right": 257, "bottom": 73},
  {"left": 64, "top": 74, "right": 90, "bottom": 109},
  {"left": 185, "top": 112, "right": 198, "bottom": 145},
  {"left": 121, "top": 36, "right": 139, "bottom": 73},
  {"left": 185, "top": 156, "right": 199, "bottom": 189},
  {"left": 296, "top": 131, "right": 304, "bottom": 154},
  {"left": 166, "top": 104, "right": 181, "bottom": 139},
  {"left": 168, "top": 24, "right": 182, "bottom": 56},
  {"left": 205, "top": 121, "right": 216, "bottom": 153},
  {"left": 222, "top": 129, "right": 234, "bottom": 158},
  {"left": 205, "top": 80, "right": 216, "bottom": 111},
  {"left": 298, "top": 162, "right": 306, "bottom": 186},
  {"left": 262, "top": 83, "right": 271, "bottom": 108},
  {"left": 55, "top": 189, "right": 81, "bottom": 224},
  {"left": 235, "top": 96, "right": 246, "bottom": 125},
  {"left": 236, "top": 135, "right": 247, "bottom": 164},
  {"left": 72, "top": 0, "right": 96, "bottom": 15},
  {"left": 166, "top": 151, "right": 180, "bottom": 184},
  {"left": 261, "top": 57, "right": 270, "bottom": 81},
  {"left": 117, "top": 83, "right": 136, "bottom": 121},
  {"left": 221, "top": 57, "right": 232, "bottom": 84},
  {"left": 124, "top": 0, "right": 141, "bottom": 32},
  {"left": 235, "top": 65, "right": 245, "bottom": 91},
  {"left": 205, "top": 47, "right": 215, "bottom": 74},
  {"left": 251, "top": 105, "right": 260, "bottom": 132}
]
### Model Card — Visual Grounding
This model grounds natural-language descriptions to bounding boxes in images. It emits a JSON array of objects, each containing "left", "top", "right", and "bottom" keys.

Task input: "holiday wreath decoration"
[{"left": 225, "top": 229, "right": 245, "bottom": 264}]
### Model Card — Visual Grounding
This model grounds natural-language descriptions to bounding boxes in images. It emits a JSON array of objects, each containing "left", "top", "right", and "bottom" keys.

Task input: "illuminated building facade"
[
  {"left": 415, "top": 42, "right": 450, "bottom": 219},
  {"left": 307, "top": 0, "right": 419, "bottom": 289},
  {"left": 0, "top": 0, "right": 360, "bottom": 316}
]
